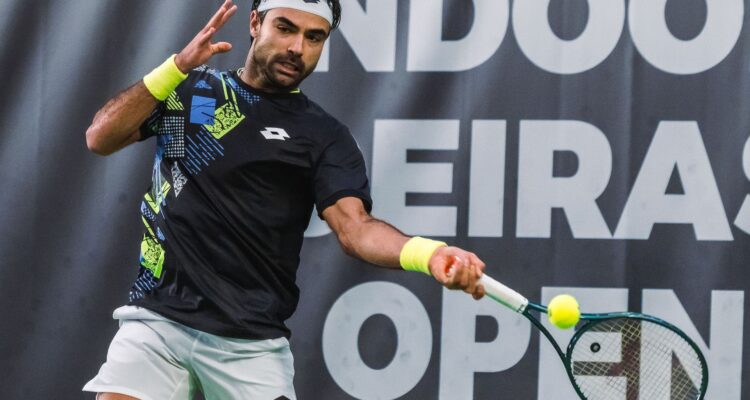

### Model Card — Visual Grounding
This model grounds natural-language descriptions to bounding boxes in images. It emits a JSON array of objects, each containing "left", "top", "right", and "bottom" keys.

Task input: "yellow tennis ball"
[{"left": 547, "top": 294, "right": 580, "bottom": 329}]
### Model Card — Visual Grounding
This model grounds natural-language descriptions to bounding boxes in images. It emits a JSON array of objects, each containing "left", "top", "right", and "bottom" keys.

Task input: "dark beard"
[{"left": 254, "top": 51, "right": 309, "bottom": 90}]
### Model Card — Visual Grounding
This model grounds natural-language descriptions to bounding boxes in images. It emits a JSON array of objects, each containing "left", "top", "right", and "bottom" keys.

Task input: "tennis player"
[{"left": 83, "top": 1, "right": 485, "bottom": 399}]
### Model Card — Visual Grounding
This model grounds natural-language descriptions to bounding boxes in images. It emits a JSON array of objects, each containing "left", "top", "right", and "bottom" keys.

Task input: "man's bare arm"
[
  {"left": 85, "top": 82, "right": 158, "bottom": 155},
  {"left": 323, "top": 197, "right": 486, "bottom": 299},
  {"left": 85, "top": 0, "right": 238, "bottom": 156}
]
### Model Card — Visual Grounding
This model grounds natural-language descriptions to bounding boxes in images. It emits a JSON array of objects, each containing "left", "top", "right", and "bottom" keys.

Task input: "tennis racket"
[{"left": 479, "top": 273, "right": 709, "bottom": 400}]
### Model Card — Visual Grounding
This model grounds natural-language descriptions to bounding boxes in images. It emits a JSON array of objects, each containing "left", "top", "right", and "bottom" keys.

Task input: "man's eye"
[
  {"left": 278, "top": 25, "right": 291, "bottom": 32},
  {"left": 308, "top": 34, "right": 326, "bottom": 43}
]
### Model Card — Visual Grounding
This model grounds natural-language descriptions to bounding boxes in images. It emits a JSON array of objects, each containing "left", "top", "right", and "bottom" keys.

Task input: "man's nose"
[{"left": 288, "top": 34, "right": 304, "bottom": 56}]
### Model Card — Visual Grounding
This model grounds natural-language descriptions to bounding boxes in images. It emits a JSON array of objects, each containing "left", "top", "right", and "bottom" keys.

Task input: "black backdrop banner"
[{"left": 1, "top": 0, "right": 748, "bottom": 399}]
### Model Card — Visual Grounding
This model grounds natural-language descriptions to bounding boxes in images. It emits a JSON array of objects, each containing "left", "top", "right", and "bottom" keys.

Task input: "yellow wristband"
[
  {"left": 143, "top": 54, "right": 188, "bottom": 101},
  {"left": 399, "top": 237, "right": 447, "bottom": 275}
]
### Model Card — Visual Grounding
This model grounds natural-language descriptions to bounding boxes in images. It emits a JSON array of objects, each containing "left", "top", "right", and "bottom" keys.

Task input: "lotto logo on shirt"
[{"left": 260, "top": 127, "right": 291, "bottom": 141}]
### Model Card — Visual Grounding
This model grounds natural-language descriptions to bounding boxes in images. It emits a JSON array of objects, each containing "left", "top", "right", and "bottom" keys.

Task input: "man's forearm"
[
  {"left": 324, "top": 197, "right": 485, "bottom": 298},
  {"left": 85, "top": 80, "right": 158, "bottom": 155},
  {"left": 338, "top": 216, "right": 410, "bottom": 269}
]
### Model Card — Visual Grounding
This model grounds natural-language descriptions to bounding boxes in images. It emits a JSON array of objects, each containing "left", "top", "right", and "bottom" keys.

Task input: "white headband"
[{"left": 257, "top": 0, "right": 333, "bottom": 26}]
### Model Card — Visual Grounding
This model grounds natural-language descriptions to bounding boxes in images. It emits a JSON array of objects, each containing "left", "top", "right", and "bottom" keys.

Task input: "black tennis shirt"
[{"left": 129, "top": 66, "right": 371, "bottom": 339}]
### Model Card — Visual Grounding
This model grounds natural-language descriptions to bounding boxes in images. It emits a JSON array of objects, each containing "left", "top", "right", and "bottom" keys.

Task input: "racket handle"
[{"left": 479, "top": 274, "right": 529, "bottom": 313}]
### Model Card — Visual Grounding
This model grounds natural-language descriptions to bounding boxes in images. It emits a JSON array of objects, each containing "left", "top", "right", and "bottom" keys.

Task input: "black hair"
[{"left": 251, "top": 0, "right": 342, "bottom": 30}]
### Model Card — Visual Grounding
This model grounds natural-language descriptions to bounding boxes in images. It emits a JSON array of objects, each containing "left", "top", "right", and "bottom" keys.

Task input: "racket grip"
[{"left": 479, "top": 274, "right": 529, "bottom": 313}]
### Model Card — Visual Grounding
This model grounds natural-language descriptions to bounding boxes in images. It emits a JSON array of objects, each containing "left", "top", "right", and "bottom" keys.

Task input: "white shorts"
[{"left": 83, "top": 306, "right": 296, "bottom": 400}]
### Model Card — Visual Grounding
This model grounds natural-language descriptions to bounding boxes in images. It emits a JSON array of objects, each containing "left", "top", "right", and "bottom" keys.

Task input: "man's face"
[{"left": 250, "top": 8, "right": 330, "bottom": 90}]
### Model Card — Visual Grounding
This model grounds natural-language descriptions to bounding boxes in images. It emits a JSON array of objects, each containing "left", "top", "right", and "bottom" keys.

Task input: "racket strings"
[{"left": 570, "top": 318, "right": 705, "bottom": 400}]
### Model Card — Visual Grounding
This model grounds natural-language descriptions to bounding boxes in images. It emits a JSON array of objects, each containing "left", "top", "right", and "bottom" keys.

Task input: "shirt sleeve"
[
  {"left": 313, "top": 125, "right": 372, "bottom": 218},
  {"left": 138, "top": 69, "right": 195, "bottom": 141},
  {"left": 138, "top": 103, "right": 165, "bottom": 141}
]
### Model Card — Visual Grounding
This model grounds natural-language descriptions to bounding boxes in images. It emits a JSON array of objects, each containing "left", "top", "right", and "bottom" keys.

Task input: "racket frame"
[{"left": 479, "top": 274, "right": 709, "bottom": 399}]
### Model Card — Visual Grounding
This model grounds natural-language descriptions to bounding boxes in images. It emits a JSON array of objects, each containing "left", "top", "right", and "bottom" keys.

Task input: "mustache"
[{"left": 272, "top": 54, "right": 305, "bottom": 71}]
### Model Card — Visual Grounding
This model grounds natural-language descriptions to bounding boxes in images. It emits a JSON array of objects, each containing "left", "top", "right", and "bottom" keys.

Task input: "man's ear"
[{"left": 250, "top": 10, "right": 261, "bottom": 39}]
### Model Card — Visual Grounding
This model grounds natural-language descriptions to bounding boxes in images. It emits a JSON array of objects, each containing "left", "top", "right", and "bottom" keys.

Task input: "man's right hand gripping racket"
[{"left": 475, "top": 270, "right": 709, "bottom": 400}]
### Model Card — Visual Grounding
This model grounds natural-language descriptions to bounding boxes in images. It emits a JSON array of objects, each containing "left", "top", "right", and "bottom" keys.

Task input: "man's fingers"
[
  {"left": 466, "top": 264, "right": 481, "bottom": 293},
  {"left": 210, "top": 0, "right": 234, "bottom": 24},
  {"left": 449, "top": 262, "right": 470, "bottom": 291},
  {"left": 437, "top": 249, "right": 486, "bottom": 300},
  {"left": 466, "top": 265, "right": 484, "bottom": 299},
  {"left": 204, "top": 7, "right": 226, "bottom": 31},
  {"left": 460, "top": 265, "right": 471, "bottom": 289},
  {"left": 209, "top": 4, "right": 238, "bottom": 33},
  {"left": 444, "top": 265, "right": 459, "bottom": 289},
  {"left": 464, "top": 252, "right": 483, "bottom": 271},
  {"left": 472, "top": 284, "right": 486, "bottom": 300},
  {"left": 215, "top": 4, "right": 238, "bottom": 31},
  {"left": 177, "top": 1, "right": 236, "bottom": 72},
  {"left": 454, "top": 261, "right": 482, "bottom": 298},
  {"left": 195, "top": 27, "right": 218, "bottom": 48},
  {"left": 211, "top": 42, "right": 233, "bottom": 54},
  {"left": 205, "top": 0, "right": 234, "bottom": 31},
  {"left": 443, "top": 255, "right": 459, "bottom": 282}
]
